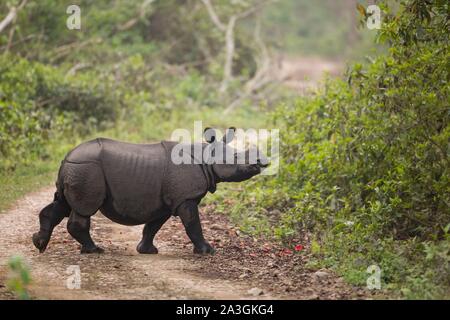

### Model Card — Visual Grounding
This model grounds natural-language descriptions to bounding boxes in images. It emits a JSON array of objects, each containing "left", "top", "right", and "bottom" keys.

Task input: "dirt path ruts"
[{"left": 0, "top": 186, "right": 368, "bottom": 300}]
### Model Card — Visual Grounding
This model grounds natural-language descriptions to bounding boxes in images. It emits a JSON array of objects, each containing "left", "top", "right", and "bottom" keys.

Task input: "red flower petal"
[{"left": 294, "top": 244, "right": 304, "bottom": 251}]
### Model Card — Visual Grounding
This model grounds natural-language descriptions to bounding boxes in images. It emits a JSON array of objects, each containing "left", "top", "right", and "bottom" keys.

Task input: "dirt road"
[
  {"left": 0, "top": 186, "right": 368, "bottom": 300},
  {"left": 273, "top": 55, "right": 342, "bottom": 92}
]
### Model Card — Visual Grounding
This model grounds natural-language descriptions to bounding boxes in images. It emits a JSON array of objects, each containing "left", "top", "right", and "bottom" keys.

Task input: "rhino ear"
[
  {"left": 204, "top": 127, "right": 216, "bottom": 143},
  {"left": 222, "top": 127, "right": 236, "bottom": 144}
]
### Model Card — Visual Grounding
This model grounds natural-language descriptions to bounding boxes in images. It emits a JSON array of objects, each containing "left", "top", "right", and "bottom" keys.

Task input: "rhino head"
[{"left": 203, "top": 127, "right": 270, "bottom": 183}]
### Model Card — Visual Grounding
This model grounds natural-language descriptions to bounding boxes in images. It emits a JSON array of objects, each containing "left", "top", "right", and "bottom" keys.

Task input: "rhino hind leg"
[
  {"left": 137, "top": 214, "right": 171, "bottom": 254},
  {"left": 67, "top": 211, "right": 104, "bottom": 254},
  {"left": 62, "top": 162, "right": 105, "bottom": 217},
  {"left": 32, "top": 193, "right": 71, "bottom": 253},
  {"left": 59, "top": 162, "right": 105, "bottom": 253}
]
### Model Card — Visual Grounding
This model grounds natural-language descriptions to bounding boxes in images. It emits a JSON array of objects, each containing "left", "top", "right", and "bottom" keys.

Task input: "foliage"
[
  {"left": 0, "top": 54, "right": 120, "bottom": 169},
  {"left": 2, "top": 0, "right": 259, "bottom": 75},
  {"left": 7, "top": 256, "right": 31, "bottom": 300},
  {"left": 0, "top": 0, "right": 274, "bottom": 172},
  {"left": 0, "top": 0, "right": 448, "bottom": 300},
  {"left": 234, "top": 0, "right": 449, "bottom": 298}
]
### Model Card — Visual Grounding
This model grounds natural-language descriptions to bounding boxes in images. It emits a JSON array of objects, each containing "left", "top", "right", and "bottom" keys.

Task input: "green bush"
[
  {"left": 235, "top": 0, "right": 449, "bottom": 298},
  {"left": 0, "top": 54, "right": 120, "bottom": 168},
  {"left": 7, "top": 256, "right": 31, "bottom": 300}
]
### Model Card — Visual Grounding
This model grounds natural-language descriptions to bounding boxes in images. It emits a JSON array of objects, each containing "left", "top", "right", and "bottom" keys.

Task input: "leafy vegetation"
[
  {"left": 7, "top": 256, "right": 31, "bottom": 300},
  {"left": 0, "top": 54, "right": 120, "bottom": 167},
  {"left": 0, "top": 0, "right": 447, "bottom": 299},
  {"left": 231, "top": 0, "right": 449, "bottom": 298}
]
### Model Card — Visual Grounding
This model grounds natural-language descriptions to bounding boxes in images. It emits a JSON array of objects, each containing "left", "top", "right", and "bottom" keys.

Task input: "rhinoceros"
[{"left": 32, "top": 128, "right": 268, "bottom": 255}]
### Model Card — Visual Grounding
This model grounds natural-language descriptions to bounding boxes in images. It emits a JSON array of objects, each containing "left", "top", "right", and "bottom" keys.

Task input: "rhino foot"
[
  {"left": 80, "top": 245, "right": 104, "bottom": 254},
  {"left": 136, "top": 242, "right": 158, "bottom": 254},
  {"left": 32, "top": 232, "right": 50, "bottom": 253},
  {"left": 193, "top": 243, "right": 216, "bottom": 255}
]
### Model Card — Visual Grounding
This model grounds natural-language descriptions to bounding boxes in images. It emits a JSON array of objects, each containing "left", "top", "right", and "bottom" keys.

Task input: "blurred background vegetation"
[{"left": 0, "top": 0, "right": 448, "bottom": 299}]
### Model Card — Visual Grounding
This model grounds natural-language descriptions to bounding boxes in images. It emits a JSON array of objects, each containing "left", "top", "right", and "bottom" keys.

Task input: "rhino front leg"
[
  {"left": 67, "top": 211, "right": 104, "bottom": 254},
  {"left": 137, "top": 214, "right": 171, "bottom": 254},
  {"left": 177, "top": 200, "right": 215, "bottom": 255}
]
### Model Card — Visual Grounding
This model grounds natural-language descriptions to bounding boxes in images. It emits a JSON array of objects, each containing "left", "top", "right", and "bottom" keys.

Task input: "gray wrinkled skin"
[{"left": 32, "top": 135, "right": 268, "bottom": 255}]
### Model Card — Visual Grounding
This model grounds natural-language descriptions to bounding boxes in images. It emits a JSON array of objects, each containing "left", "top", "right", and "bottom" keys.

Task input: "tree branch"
[
  {"left": 201, "top": 0, "right": 226, "bottom": 32},
  {"left": 0, "top": 0, "right": 28, "bottom": 33},
  {"left": 224, "top": 17, "right": 278, "bottom": 115},
  {"left": 5, "top": 26, "right": 15, "bottom": 53},
  {"left": 220, "top": 15, "right": 237, "bottom": 93},
  {"left": 50, "top": 38, "right": 103, "bottom": 63},
  {"left": 0, "top": 8, "right": 17, "bottom": 33},
  {"left": 117, "top": 0, "right": 155, "bottom": 32},
  {"left": 65, "top": 62, "right": 91, "bottom": 78},
  {"left": 202, "top": 0, "right": 276, "bottom": 94}
]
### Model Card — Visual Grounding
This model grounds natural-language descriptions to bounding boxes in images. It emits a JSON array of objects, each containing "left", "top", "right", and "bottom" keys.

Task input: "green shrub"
[
  {"left": 235, "top": 0, "right": 449, "bottom": 298},
  {"left": 7, "top": 256, "right": 31, "bottom": 300},
  {"left": 0, "top": 54, "right": 120, "bottom": 168}
]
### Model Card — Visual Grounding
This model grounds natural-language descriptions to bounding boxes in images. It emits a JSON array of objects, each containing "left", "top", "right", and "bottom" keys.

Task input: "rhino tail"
[{"left": 55, "top": 161, "right": 72, "bottom": 216}]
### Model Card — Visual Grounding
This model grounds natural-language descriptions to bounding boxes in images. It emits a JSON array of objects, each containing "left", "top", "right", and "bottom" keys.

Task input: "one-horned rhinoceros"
[{"left": 32, "top": 128, "right": 269, "bottom": 255}]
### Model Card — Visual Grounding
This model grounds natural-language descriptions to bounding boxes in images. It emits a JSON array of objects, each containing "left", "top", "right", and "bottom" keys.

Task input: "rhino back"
[
  {"left": 65, "top": 138, "right": 103, "bottom": 163},
  {"left": 99, "top": 138, "right": 167, "bottom": 222}
]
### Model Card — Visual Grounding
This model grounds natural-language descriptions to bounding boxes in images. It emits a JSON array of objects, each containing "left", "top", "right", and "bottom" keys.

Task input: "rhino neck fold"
[{"left": 201, "top": 163, "right": 218, "bottom": 193}]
